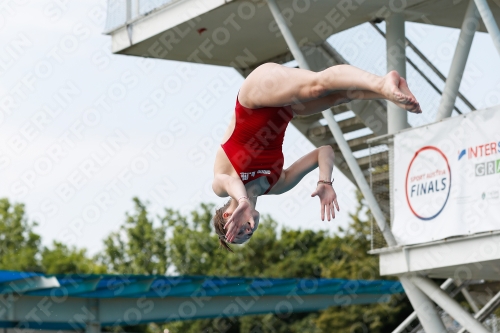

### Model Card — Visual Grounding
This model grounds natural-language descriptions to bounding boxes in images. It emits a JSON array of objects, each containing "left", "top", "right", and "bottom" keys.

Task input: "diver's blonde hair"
[{"left": 212, "top": 199, "right": 233, "bottom": 252}]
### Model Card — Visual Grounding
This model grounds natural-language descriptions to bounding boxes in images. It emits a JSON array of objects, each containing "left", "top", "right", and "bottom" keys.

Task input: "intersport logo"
[{"left": 405, "top": 146, "right": 451, "bottom": 221}]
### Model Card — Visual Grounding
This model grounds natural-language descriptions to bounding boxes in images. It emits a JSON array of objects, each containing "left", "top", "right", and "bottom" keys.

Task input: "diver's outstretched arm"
[{"left": 269, "top": 145, "right": 339, "bottom": 221}]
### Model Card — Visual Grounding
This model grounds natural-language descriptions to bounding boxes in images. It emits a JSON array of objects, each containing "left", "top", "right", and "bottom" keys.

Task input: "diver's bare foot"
[
  {"left": 391, "top": 99, "right": 422, "bottom": 113},
  {"left": 381, "top": 71, "right": 421, "bottom": 113},
  {"left": 398, "top": 77, "right": 421, "bottom": 113}
]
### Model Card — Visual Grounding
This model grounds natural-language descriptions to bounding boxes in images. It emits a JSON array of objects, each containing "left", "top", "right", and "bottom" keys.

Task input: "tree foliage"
[
  {"left": 0, "top": 198, "right": 41, "bottom": 271},
  {"left": 99, "top": 197, "right": 168, "bottom": 275},
  {"left": 42, "top": 241, "right": 105, "bottom": 274}
]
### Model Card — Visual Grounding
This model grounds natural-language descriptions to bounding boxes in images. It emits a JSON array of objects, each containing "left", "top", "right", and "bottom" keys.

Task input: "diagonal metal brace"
[
  {"left": 410, "top": 276, "right": 489, "bottom": 333},
  {"left": 457, "top": 290, "right": 500, "bottom": 333}
]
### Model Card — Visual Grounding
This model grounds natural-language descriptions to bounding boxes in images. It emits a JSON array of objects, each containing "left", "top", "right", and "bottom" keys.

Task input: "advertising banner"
[{"left": 392, "top": 107, "right": 500, "bottom": 245}]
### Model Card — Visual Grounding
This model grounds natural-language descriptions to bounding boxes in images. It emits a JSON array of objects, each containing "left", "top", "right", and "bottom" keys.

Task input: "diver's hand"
[
  {"left": 311, "top": 184, "right": 340, "bottom": 221},
  {"left": 224, "top": 199, "right": 255, "bottom": 243}
]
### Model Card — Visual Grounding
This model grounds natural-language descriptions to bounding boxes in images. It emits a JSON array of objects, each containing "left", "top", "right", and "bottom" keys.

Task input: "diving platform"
[
  {"left": 374, "top": 231, "right": 500, "bottom": 281},
  {"left": 105, "top": 0, "right": 493, "bottom": 68}
]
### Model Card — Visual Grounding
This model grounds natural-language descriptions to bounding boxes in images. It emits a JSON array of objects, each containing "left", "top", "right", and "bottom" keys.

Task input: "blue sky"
[{"left": 1, "top": 0, "right": 499, "bottom": 254}]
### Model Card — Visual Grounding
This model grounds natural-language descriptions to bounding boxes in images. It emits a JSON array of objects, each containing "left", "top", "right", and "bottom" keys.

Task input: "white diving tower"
[{"left": 105, "top": 1, "right": 500, "bottom": 332}]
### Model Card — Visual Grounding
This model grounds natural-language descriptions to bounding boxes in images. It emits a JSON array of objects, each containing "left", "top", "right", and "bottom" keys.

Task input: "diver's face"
[{"left": 228, "top": 211, "right": 260, "bottom": 244}]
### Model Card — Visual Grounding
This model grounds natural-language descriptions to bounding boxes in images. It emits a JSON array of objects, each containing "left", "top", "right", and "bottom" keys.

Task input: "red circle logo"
[{"left": 405, "top": 146, "right": 452, "bottom": 221}]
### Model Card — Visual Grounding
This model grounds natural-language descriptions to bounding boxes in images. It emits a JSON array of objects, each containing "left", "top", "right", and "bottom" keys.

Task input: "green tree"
[
  {"left": 100, "top": 197, "right": 168, "bottom": 275},
  {"left": 41, "top": 241, "right": 106, "bottom": 274},
  {"left": 0, "top": 198, "right": 106, "bottom": 275},
  {"left": 0, "top": 198, "right": 41, "bottom": 271},
  {"left": 168, "top": 202, "right": 326, "bottom": 279}
]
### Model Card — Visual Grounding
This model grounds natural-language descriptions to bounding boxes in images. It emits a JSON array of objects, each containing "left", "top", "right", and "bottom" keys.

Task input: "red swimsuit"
[{"left": 221, "top": 97, "right": 294, "bottom": 194}]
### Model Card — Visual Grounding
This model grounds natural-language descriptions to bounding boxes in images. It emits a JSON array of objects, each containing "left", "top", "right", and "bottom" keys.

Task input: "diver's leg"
[
  {"left": 291, "top": 84, "right": 419, "bottom": 116},
  {"left": 239, "top": 63, "right": 420, "bottom": 113}
]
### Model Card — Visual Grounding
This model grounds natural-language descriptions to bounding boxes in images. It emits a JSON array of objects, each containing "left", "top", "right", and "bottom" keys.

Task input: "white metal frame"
[
  {"left": 458, "top": 278, "right": 481, "bottom": 314},
  {"left": 436, "top": 0, "right": 480, "bottom": 121},
  {"left": 457, "top": 291, "right": 500, "bottom": 333},
  {"left": 411, "top": 276, "right": 489, "bottom": 333},
  {"left": 392, "top": 278, "right": 454, "bottom": 333},
  {"left": 474, "top": 0, "right": 500, "bottom": 56},
  {"left": 370, "top": 21, "right": 476, "bottom": 113},
  {"left": 385, "top": 12, "right": 448, "bottom": 333},
  {"left": 385, "top": 13, "right": 408, "bottom": 134},
  {"left": 266, "top": 1, "right": 497, "bottom": 332}
]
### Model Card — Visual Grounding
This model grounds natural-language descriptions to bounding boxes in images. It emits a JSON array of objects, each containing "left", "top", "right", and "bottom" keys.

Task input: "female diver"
[{"left": 212, "top": 63, "right": 421, "bottom": 251}]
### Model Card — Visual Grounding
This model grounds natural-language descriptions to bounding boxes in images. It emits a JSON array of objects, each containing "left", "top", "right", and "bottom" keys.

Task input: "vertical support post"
[
  {"left": 399, "top": 277, "right": 447, "bottom": 333},
  {"left": 134, "top": 0, "right": 140, "bottom": 17},
  {"left": 436, "top": 0, "right": 479, "bottom": 121},
  {"left": 474, "top": 0, "right": 500, "bottom": 57},
  {"left": 411, "top": 276, "right": 489, "bottom": 333},
  {"left": 126, "top": 0, "right": 132, "bottom": 21},
  {"left": 392, "top": 278, "right": 454, "bottom": 333},
  {"left": 386, "top": 13, "right": 408, "bottom": 134},
  {"left": 6, "top": 294, "right": 14, "bottom": 322},
  {"left": 386, "top": 13, "right": 406, "bottom": 224},
  {"left": 86, "top": 298, "right": 101, "bottom": 333},
  {"left": 266, "top": 0, "right": 397, "bottom": 246},
  {"left": 386, "top": 11, "right": 446, "bottom": 333}
]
